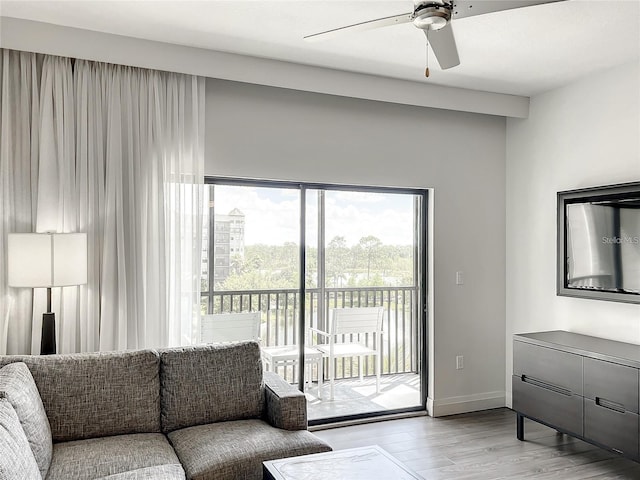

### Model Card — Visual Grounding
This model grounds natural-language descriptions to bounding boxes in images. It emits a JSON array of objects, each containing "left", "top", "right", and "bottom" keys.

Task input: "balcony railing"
[{"left": 202, "top": 286, "right": 419, "bottom": 381}]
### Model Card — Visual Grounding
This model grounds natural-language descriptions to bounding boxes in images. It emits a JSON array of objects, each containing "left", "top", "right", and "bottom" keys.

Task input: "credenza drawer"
[
  {"left": 513, "top": 341, "right": 583, "bottom": 395},
  {"left": 584, "top": 398, "right": 639, "bottom": 458},
  {"left": 584, "top": 358, "right": 639, "bottom": 414},
  {"left": 512, "top": 375, "right": 583, "bottom": 437}
]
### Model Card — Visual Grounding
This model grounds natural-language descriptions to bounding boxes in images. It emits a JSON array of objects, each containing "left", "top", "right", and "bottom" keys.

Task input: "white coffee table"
[{"left": 263, "top": 445, "right": 424, "bottom": 480}]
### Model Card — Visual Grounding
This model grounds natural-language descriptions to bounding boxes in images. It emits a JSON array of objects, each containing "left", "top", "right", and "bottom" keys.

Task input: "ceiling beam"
[{"left": 0, "top": 17, "right": 529, "bottom": 118}]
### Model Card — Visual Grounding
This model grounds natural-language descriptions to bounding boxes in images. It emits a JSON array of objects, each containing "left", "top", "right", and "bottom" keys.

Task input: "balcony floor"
[{"left": 304, "top": 373, "right": 422, "bottom": 421}]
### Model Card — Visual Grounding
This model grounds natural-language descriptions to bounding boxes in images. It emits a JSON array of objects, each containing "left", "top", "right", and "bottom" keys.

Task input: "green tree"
[
  {"left": 357, "top": 235, "right": 382, "bottom": 280},
  {"left": 212, "top": 238, "right": 415, "bottom": 292},
  {"left": 326, "top": 236, "right": 349, "bottom": 287},
  {"left": 305, "top": 246, "right": 318, "bottom": 288}
]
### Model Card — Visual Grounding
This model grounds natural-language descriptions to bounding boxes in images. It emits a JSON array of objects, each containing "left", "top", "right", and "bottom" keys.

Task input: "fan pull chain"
[{"left": 425, "top": 31, "right": 430, "bottom": 78}]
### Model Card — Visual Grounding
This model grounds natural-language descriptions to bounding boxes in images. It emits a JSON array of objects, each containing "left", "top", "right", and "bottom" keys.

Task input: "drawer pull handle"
[
  {"left": 521, "top": 375, "right": 572, "bottom": 396},
  {"left": 595, "top": 397, "right": 626, "bottom": 414}
]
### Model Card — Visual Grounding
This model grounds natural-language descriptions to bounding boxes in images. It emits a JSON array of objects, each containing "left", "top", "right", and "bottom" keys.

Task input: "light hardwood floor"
[{"left": 312, "top": 408, "right": 640, "bottom": 479}]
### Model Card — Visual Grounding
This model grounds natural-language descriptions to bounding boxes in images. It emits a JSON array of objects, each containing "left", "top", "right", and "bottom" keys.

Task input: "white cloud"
[
  {"left": 212, "top": 185, "right": 415, "bottom": 246},
  {"left": 332, "top": 190, "right": 386, "bottom": 204}
]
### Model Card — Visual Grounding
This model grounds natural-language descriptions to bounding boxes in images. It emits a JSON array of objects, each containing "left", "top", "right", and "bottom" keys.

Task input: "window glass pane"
[
  {"left": 210, "top": 184, "right": 300, "bottom": 291},
  {"left": 324, "top": 191, "right": 415, "bottom": 288}
]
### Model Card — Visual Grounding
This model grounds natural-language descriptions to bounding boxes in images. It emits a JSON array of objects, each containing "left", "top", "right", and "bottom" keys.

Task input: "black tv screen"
[{"left": 558, "top": 182, "right": 640, "bottom": 304}]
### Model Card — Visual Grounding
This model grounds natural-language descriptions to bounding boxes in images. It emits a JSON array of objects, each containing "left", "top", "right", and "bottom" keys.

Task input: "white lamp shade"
[{"left": 8, "top": 233, "right": 87, "bottom": 287}]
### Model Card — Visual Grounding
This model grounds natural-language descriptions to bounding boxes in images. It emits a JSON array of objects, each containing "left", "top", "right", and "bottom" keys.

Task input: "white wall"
[
  {"left": 206, "top": 79, "right": 507, "bottom": 415},
  {"left": 505, "top": 61, "right": 640, "bottom": 405}
]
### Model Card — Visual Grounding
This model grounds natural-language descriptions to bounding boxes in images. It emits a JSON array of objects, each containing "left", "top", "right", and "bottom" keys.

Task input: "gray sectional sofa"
[{"left": 0, "top": 341, "right": 331, "bottom": 480}]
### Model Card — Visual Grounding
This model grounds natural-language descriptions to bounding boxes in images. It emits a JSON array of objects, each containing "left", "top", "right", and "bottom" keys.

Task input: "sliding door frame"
[{"left": 204, "top": 176, "right": 429, "bottom": 423}]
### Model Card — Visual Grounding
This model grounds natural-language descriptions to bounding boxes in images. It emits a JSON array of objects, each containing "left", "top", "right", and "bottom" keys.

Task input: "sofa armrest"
[{"left": 263, "top": 371, "right": 307, "bottom": 431}]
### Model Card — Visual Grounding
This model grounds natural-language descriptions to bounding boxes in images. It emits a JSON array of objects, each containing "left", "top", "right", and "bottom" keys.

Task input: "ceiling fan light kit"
[
  {"left": 304, "top": 0, "right": 566, "bottom": 74},
  {"left": 413, "top": 5, "right": 451, "bottom": 31}
]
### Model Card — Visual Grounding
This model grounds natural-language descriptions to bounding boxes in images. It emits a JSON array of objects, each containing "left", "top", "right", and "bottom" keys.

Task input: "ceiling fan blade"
[
  {"left": 452, "top": 0, "right": 566, "bottom": 20},
  {"left": 304, "top": 12, "right": 413, "bottom": 42},
  {"left": 425, "top": 24, "right": 460, "bottom": 70}
]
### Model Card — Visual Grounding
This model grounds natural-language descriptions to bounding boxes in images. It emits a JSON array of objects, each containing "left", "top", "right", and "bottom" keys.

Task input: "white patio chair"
[
  {"left": 199, "top": 312, "right": 261, "bottom": 344},
  {"left": 310, "top": 307, "right": 384, "bottom": 401}
]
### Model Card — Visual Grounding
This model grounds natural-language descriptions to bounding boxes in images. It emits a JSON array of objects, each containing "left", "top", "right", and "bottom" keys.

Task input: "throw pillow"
[
  {"left": 0, "top": 395, "right": 42, "bottom": 480},
  {"left": 0, "top": 362, "right": 52, "bottom": 478}
]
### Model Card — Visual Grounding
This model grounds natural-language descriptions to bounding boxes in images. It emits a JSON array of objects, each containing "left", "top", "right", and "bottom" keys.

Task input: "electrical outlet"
[
  {"left": 456, "top": 355, "right": 464, "bottom": 370},
  {"left": 456, "top": 271, "right": 464, "bottom": 285}
]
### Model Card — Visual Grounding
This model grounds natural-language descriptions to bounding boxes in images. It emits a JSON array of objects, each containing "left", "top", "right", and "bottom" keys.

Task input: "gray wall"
[
  {"left": 505, "top": 61, "right": 640, "bottom": 406},
  {"left": 206, "top": 79, "right": 507, "bottom": 415}
]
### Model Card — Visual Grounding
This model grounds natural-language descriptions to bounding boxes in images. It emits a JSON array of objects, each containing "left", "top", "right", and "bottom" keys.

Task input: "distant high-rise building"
[
  {"left": 211, "top": 208, "right": 245, "bottom": 285},
  {"left": 226, "top": 208, "right": 245, "bottom": 258}
]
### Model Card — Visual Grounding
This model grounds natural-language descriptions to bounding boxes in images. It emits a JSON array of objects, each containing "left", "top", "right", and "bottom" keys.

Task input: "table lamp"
[{"left": 7, "top": 232, "right": 87, "bottom": 355}]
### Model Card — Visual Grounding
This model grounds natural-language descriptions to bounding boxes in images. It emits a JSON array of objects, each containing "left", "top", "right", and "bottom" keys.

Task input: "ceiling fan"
[{"left": 304, "top": 1, "right": 566, "bottom": 75}]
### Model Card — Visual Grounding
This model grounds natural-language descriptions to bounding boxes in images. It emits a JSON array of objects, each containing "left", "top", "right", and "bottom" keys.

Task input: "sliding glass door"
[{"left": 201, "top": 179, "right": 427, "bottom": 424}]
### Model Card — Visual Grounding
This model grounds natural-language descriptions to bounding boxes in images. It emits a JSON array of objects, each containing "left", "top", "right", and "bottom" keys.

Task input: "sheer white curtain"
[
  {"left": 74, "top": 60, "right": 108, "bottom": 352},
  {"left": 0, "top": 50, "right": 40, "bottom": 355},
  {"left": 0, "top": 49, "right": 205, "bottom": 354},
  {"left": 79, "top": 63, "right": 205, "bottom": 350},
  {"left": 164, "top": 73, "right": 205, "bottom": 347},
  {"left": 34, "top": 55, "right": 79, "bottom": 354}
]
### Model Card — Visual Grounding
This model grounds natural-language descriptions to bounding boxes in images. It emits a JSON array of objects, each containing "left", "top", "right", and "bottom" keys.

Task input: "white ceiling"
[{"left": 1, "top": 0, "right": 639, "bottom": 96}]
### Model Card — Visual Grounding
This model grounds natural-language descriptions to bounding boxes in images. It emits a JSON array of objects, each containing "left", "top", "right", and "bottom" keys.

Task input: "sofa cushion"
[
  {"left": 0, "top": 396, "right": 42, "bottom": 480},
  {"left": 45, "top": 433, "right": 183, "bottom": 480},
  {"left": 0, "top": 362, "right": 52, "bottom": 478},
  {"left": 95, "top": 464, "right": 186, "bottom": 480},
  {"left": 168, "top": 418, "right": 332, "bottom": 480},
  {"left": 0, "top": 350, "right": 161, "bottom": 441},
  {"left": 159, "top": 342, "right": 264, "bottom": 432}
]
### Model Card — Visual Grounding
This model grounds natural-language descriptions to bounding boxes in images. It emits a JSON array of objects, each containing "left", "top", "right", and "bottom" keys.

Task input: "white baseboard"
[{"left": 427, "top": 391, "right": 505, "bottom": 417}]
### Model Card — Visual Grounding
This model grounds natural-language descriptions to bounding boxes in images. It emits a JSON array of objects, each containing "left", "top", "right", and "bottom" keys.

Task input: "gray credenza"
[{"left": 513, "top": 330, "right": 640, "bottom": 462}]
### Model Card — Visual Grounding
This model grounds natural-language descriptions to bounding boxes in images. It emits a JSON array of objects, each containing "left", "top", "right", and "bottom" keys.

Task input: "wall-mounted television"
[{"left": 557, "top": 182, "right": 640, "bottom": 304}]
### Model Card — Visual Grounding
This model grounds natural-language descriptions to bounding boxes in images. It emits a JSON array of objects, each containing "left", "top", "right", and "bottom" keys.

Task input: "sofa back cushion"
[
  {"left": 159, "top": 341, "right": 264, "bottom": 433},
  {"left": 0, "top": 350, "right": 161, "bottom": 442},
  {"left": 0, "top": 396, "right": 42, "bottom": 480},
  {"left": 0, "top": 362, "right": 52, "bottom": 477}
]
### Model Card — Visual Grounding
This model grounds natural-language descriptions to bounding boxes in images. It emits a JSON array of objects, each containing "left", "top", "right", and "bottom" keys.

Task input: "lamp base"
[{"left": 41, "top": 312, "right": 56, "bottom": 355}]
